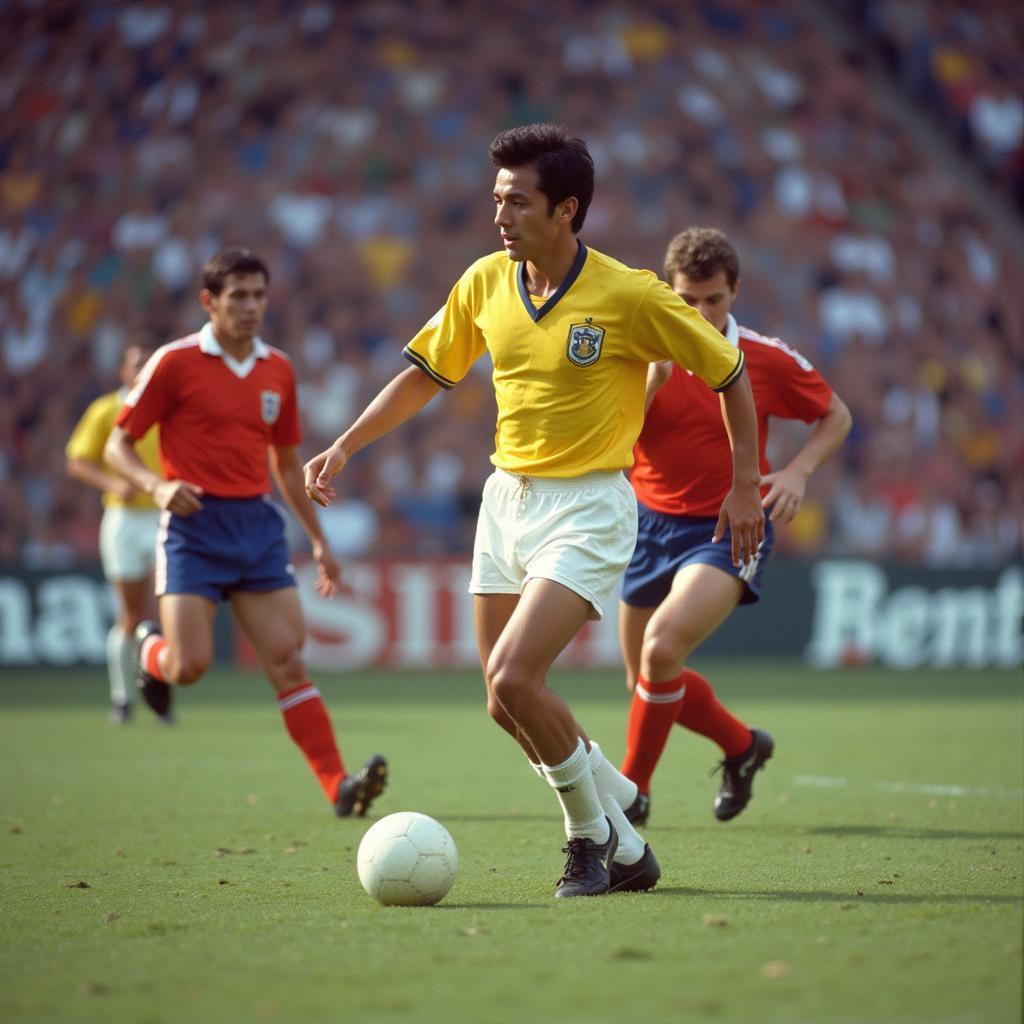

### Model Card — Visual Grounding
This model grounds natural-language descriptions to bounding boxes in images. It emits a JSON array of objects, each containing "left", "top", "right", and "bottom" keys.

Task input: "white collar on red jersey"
[
  {"left": 198, "top": 322, "right": 270, "bottom": 379},
  {"left": 723, "top": 313, "right": 739, "bottom": 347}
]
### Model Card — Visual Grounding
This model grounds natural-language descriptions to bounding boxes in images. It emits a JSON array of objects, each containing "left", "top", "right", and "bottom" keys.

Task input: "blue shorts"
[
  {"left": 156, "top": 496, "right": 296, "bottom": 602},
  {"left": 620, "top": 501, "right": 774, "bottom": 609}
]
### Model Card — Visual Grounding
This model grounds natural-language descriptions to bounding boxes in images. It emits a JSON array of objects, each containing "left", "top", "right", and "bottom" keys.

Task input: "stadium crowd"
[
  {"left": 2, "top": 0, "right": 1021, "bottom": 570},
  {"left": 842, "top": 0, "right": 1024, "bottom": 215}
]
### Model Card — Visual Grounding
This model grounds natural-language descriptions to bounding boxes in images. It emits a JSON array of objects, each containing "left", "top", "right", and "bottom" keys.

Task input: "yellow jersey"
[
  {"left": 403, "top": 243, "right": 745, "bottom": 477},
  {"left": 66, "top": 389, "right": 161, "bottom": 509}
]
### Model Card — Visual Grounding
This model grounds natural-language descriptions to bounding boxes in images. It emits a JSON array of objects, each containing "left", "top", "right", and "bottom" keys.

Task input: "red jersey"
[
  {"left": 116, "top": 323, "right": 301, "bottom": 498},
  {"left": 631, "top": 316, "right": 832, "bottom": 517}
]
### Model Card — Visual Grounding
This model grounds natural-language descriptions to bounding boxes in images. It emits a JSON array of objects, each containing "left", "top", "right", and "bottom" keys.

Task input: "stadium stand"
[{"left": 1, "top": 0, "right": 1020, "bottom": 568}]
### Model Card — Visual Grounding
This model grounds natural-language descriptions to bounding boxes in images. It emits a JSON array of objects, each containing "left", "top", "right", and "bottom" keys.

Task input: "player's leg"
[
  {"left": 661, "top": 551, "right": 775, "bottom": 820},
  {"left": 614, "top": 601, "right": 657, "bottom": 820},
  {"left": 478, "top": 588, "right": 654, "bottom": 890},
  {"left": 106, "top": 579, "right": 136, "bottom": 721},
  {"left": 106, "top": 575, "right": 152, "bottom": 723},
  {"left": 100, "top": 506, "right": 155, "bottom": 722},
  {"left": 621, "top": 563, "right": 744, "bottom": 800},
  {"left": 619, "top": 600, "right": 655, "bottom": 693},
  {"left": 230, "top": 587, "right": 385, "bottom": 816},
  {"left": 133, "top": 591, "right": 215, "bottom": 720},
  {"left": 154, "top": 592, "right": 218, "bottom": 684},
  {"left": 484, "top": 578, "right": 619, "bottom": 895},
  {"left": 475, "top": 592, "right": 546, "bottom": 765},
  {"left": 485, "top": 578, "right": 594, "bottom": 764}
]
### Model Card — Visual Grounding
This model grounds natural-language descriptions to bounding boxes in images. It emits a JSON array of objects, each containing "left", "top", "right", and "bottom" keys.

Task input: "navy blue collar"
[{"left": 516, "top": 240, "right": 588, "bottom": 323}]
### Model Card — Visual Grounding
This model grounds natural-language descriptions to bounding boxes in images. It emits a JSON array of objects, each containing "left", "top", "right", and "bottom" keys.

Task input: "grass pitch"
[{"left": 1, "top": 661, "right": 1021, "bottom": 1024}]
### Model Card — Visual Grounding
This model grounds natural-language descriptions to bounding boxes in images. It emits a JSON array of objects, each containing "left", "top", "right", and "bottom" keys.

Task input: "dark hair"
[
  {"left": 663, "top": 228, "right": 740, "bottom": 289},
  {"left": 489, "top": 123, "right": 594, "bottom": 233},
  {"left": 202, "top": 248, "right": 270, "bottom": 294}
]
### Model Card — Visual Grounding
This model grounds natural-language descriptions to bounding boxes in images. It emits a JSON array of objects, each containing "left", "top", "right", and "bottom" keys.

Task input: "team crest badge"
[
  {"left": 566, "top": 321, "right": 605, "bottom": 367},
  {"left": 260, "top": 390, "right": 281, "bottom": 425}
]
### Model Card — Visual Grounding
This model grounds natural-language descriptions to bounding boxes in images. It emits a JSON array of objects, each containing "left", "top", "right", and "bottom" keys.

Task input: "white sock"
[
  {"left": 588, "top": 741, "right": 645, "bottom": 865},
  {"left": 106, "top": 625, "right": 130, "bottom": 705},
  {"left": 119, "top": 629, "right": 136, "bottom": 700},
  {"left": 588, "top": 741, "right": 639, "bottom": 810},
  {"left": 542, "top": 738, "right": 609, "bottom": 843}
]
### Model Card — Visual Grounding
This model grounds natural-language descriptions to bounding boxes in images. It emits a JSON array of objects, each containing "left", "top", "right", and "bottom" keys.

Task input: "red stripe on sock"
[
  {"left": 674, "top": 669, "right": 752, "bottom": 757},
  {"left": 278, "top": 682, "right": 346, "bottom": 803},
  {"left": 620, "top": 674, "right": 686, "bottom": 794}
]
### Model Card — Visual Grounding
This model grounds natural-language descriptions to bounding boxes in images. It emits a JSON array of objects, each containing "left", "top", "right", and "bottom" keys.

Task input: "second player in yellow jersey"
[{"left": 65, "top": 345, "right": 162, "bottom": 723}]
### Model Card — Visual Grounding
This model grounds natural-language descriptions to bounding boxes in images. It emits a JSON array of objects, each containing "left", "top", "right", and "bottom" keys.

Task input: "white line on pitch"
[{"left": 791, "top": 775, "right": 1023, "bottom": 799}]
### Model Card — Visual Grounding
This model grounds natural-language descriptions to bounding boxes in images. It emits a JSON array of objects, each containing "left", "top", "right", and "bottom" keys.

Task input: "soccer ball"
[{"left": 357, "top": 811, "right": 458, "bottom": 906}]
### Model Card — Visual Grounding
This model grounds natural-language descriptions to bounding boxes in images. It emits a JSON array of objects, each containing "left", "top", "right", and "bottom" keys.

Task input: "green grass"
[{"left": 1, "top": 661, "right": 1021, "bottom": 1024}]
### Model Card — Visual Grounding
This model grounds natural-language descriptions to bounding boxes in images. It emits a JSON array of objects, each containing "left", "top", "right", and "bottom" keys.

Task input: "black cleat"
[
  {"left": 609, "top": 843, "right": 661, "bottom": 893},
  {"left": 108, "top": 701, "right": 133, "bottom": 726},
  {"left": 713, "top": 728, "right": 774, "bottom": 821},
  {"left": 335, "top": 754, "right": 388, "bottom": 817},
  {"left": 554, "top": 818, "right": 618, "bottom": 898},
  {"left": 133, "top": 620, "right": 173, "bottom": 719},
  {"left": 623, "top": 790, "right": 650, "bottom": 827}
]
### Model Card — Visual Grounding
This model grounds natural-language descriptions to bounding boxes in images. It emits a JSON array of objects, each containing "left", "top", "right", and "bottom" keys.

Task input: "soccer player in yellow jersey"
[
  {"left": 66, "top": 345, "right": 163, "bottom": 724},
  {"left": 305, "top": 124, "right": 764, "bottom": 898}
]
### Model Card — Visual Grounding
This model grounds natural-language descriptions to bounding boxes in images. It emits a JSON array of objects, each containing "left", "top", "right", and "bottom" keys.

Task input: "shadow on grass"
[
  {"left": 631, "top": 822, "right": 1024, "bottom": 842},
  {"left": 436, "top": 902, "right": 549, "bottom": 910},
  {"left": 653, "top": 886, "right": 1023, "bottom": 905},
  {"left": 805, "top": 824, "right": 1024, "bottom": 842},
  {"left": 439, "top": 814, "right": 554, "bottom": 824}
]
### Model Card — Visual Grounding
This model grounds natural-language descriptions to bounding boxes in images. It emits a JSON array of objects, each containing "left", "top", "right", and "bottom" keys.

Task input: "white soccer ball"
[{"left": 357, "top": 811, "right": 458, "bottom": 906}]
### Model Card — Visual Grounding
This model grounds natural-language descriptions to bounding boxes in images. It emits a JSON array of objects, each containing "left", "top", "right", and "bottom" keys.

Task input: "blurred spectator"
[{"left": 848, "top": 0, "right": 1024, "bottom": 212}]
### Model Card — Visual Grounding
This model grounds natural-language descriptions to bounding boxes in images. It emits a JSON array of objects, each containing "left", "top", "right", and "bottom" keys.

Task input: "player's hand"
[
  {"left": 311, "top": 541, "right": 341, "bottom": 598},
  {"left": 760, "top": 466, "right": 808, "bottom": 524},
  {"left": 304, "top": 444, "right": 347, "bottom": 507},
  {"left": 713, "top": 480, "right": 765, "bottom": 567},
  {"left": 153, "top": 479, "right": 204, "bottom": 516}
]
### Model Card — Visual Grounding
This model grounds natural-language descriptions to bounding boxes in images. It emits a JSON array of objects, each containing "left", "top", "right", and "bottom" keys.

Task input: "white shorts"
[
  {"left": 470, "top": 468, "right": 638, "bottom": 620},
  {"left": 99, "top": 506, "right": 160, "bottom": 582}
]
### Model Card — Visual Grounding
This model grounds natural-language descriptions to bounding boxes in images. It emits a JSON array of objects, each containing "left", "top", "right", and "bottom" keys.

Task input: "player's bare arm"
[
  {"left": 761, "top": 391, "right": 853, "bottom": 524},
  {"left": 104, "top": 425, "right": 204, "bottom": 516},
  {"left": 304, "top": 366, "right": 442, "bottom": 507},
  {"left": 66, "top": 456, "right": 135, "bottom": 502},
  {"left": 271, "top": 444, "right": 340, "bottom": 598},
  {"left": 713, "top": 369, "right": 764, "bottom": 566},
  {"left": 644, "top": 360, "right": 673, "bottom": 415}
]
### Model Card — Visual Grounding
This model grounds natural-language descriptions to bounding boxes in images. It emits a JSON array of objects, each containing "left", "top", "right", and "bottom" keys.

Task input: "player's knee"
[
  {"left": 487, "top": 660, "right": 533, "bottom": 719},
  {"left": 275, "top": 646, "right": 306, "bottom": 686},
  {"left": 641, "top": 631, "right": 687, "bottom": 680},
  {"left": 486, "top": 693, "right": 517, "bottom": 734},
  {"left": 171, "top": 657, "right": 209, "bottom": 686}
]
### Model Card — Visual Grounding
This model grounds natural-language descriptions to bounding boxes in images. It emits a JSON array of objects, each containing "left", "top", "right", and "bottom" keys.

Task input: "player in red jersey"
[
  {"left": 104, "top": 248, "right": 387, "bottom": 818},
  {"left": 619, "top": 228, "right": 851, "bottom": 825}
]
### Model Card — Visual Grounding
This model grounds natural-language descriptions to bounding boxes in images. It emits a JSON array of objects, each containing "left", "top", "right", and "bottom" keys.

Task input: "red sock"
[
  {"left": 674, "top": 668, "right": 752, "bottom": 757},
  {"left": 620, "top": 673, "right": 687, "bottom": 794},
  {"left": 141, "top": 635, "right": 169, "bottom": 682},
  {"left": 277, "top": 683, "right": 346, "bottom": 803}
]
